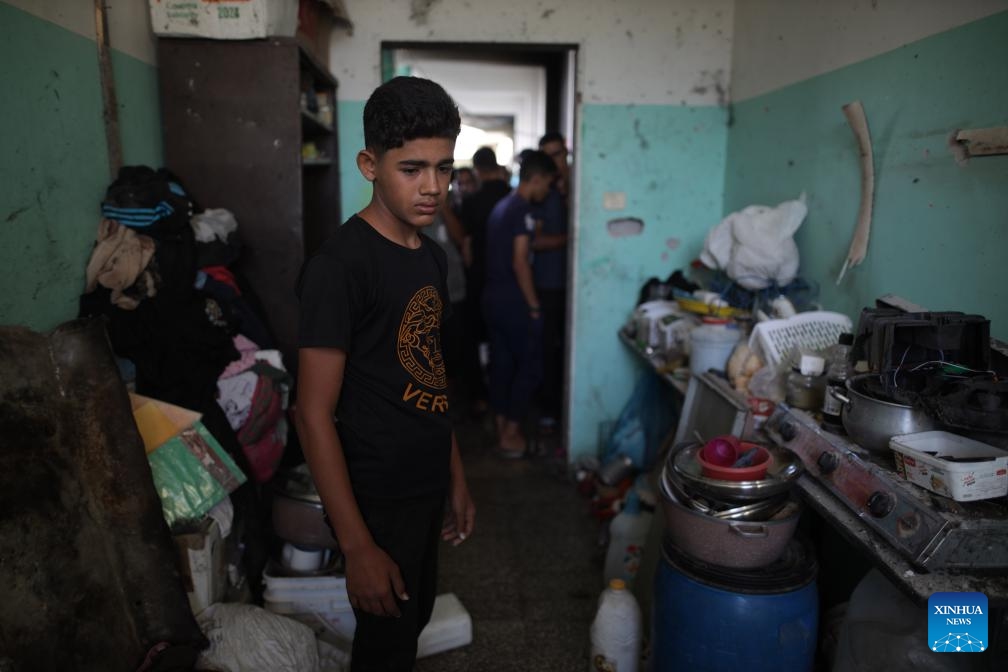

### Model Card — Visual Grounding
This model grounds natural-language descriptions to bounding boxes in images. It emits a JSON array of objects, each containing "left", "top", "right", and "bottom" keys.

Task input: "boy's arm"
[
  {"left": 512, "top": 233, "right": 540, "bottom": 313},
  {"left": 295, "top": 347, "right": 408, "bottom": 617},
  {"left": 441, "top": 431, "right": 475, "bottom": 545}
]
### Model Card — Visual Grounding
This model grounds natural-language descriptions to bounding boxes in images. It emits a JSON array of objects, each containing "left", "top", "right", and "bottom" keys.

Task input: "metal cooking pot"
[
  {"left": 271, "top": 464, "right": 339, "bottom": 549},
  {"left": 834, "top": 373, "right": 941, "bottom": 453},
  {"left": 659, "top": 464, "right": 801, "bottom": 569}
]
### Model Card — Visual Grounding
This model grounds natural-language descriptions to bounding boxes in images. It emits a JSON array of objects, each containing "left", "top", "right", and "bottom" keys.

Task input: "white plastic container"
[
  {"left": 689, "top": 325, "right": 741, "bottom": 376},
  {"left": 262, "top": 568, "right": 356, "bottom": 645},
  {"left": 263, "top": 568, "right": 471, "bottom": 658},
  {"left": 590, "top": 578, "right": 642, "bottom": 672},
  {"left": 603, "top": 492, "right": 652, "bottom": 588},
  {"left": 417, "top": 593, "right": 473, "bottom": 659},
  {"left": 890, "top": 431, "right": 1008, "bottom": 501},
  {"left": 149, "top": 0, "right": 298, "bottom": 40}
]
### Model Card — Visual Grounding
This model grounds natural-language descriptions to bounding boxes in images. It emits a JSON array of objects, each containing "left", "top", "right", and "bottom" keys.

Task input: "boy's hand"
[
  {"left": 344, "top": 543, "right": 408, "bottom": 617},
  {"left": 441, "top": 480, "right": 475, "bottom": 546}
]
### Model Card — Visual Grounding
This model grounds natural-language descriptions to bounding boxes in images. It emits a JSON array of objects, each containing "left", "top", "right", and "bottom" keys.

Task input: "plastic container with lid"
[
  {"left": 786, "top": 354, "right": 826, "bottom": 410},
  {"left": 590, "top": 578, "right": 642, "bottom": 672},
  {"left": 689, "top": 325, "right": 741, "bottom": 376},
  {"left": 603, "top": 491, "right": 653, "bottom": 587}
]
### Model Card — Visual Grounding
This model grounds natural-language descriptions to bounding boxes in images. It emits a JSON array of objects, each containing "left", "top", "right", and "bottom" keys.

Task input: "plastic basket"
[{"left": 748, "top": 311, "right": 852, "bottom": 367}]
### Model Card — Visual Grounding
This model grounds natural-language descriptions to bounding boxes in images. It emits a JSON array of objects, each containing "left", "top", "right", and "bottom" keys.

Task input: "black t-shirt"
[{"left": 297, "top": 215, "right": 453, "bottom": 498}]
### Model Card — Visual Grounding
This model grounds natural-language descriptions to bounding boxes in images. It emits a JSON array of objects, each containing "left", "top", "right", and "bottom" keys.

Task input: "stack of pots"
[
  {"left": 658, "top": 439, "right": 804, "bottom": 569},
  {"left": 653, "top": 440, "right": 818, "bottom": 672},
  {"left": 271, "top": 463, "right": 340, "bottom": 574}
]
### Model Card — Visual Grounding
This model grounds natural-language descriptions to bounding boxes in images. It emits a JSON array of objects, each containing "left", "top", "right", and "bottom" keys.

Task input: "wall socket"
[{"left": 603, "top": 191, "right": 626, "bottom": 210}]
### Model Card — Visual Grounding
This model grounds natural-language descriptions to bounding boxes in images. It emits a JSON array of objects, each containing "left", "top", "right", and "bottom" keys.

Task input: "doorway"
[
  {"left": 381, "top": 42, "right": 577, "bottom": 171},
  {"left": 381, "top": 42, "right": 579, "bottom": 444}
]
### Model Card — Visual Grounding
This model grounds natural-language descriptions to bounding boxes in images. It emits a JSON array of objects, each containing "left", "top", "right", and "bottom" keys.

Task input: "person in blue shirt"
[
  {"left": 531, "top": 132, "right": 571, "bottom": 436},
  {"left": 482, "top": 150, "right": 557, "bottom": 457}
]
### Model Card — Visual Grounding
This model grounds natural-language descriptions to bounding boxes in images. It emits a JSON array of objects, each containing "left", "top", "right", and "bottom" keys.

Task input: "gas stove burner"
[
  {"left": 764, "top": 404, "right": 1008, "bottom": 571},
  {"left": 925, "top": 378, "right": 1008, "bottom": 434}
]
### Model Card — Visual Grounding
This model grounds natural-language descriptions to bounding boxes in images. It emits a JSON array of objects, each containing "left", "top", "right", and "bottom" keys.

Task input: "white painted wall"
[
  {"left": 329, "top": 0, "right": 734, "bottom": 105},
  {"left": 5, "top": 0, "right": 157, "bottom": 64},
  {"left": 731, "top": 0, "right": 1008, "bottom": 101}
]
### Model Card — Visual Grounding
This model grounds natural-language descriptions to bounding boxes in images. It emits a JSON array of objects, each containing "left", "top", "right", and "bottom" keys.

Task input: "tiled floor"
[{"left": 414, "top": 416, "right": 603, "bottom": 671}]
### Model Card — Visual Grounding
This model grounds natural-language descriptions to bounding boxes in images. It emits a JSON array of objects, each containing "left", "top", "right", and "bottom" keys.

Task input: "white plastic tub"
[
  {"left": 262, "top": 568, "right": 471, "bottom": 658},
  {"left": 689, "top": 325, "right": 741, "bottom": 376},
  {"left": 263, "top": 568, "right": 355, "bottom": 645},
  {"left": 890, "top": 431, "right": 1008, "bottom": 501}
]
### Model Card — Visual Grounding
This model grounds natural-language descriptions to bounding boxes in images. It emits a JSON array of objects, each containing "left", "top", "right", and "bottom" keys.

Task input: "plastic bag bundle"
[{"left": 701, "top": 194, "right": 807, "bottom": 290}]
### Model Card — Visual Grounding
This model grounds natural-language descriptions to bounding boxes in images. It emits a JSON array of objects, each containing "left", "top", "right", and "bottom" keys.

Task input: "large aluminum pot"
[
  {"left": 659, "top": 465, "right": 801, "bottom": 569},
  {"left": 271, "top": 464, "right": 339, "bottom": 549},
  {"left": 835, "top": 374, "right": 940, "bottom": 453}
]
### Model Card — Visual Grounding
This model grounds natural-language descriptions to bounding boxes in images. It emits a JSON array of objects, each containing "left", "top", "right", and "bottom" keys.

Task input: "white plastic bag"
[
  {"left": 701, "top": 194, "right": 807, "bottom": 290},
  {"left": 196, "top": 603, "right": 320, "bottom": 672}
]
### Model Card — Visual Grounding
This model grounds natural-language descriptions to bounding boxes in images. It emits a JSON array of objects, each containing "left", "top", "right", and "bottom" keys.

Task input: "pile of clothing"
[{"left": 80, "top": 166, "right": 290, "bottom": 486}]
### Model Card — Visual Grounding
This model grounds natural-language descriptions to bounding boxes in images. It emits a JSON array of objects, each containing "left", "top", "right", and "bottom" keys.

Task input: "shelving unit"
[{"left": 158, "top": 37, "right": 341, "bottom": 367}]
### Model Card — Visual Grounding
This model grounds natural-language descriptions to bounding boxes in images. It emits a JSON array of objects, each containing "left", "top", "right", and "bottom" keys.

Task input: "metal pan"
[
  {"left": 669, "top": 442, "right": 803, "bottom": 502},
  {"left": 661, "top": 465, "right": 789, "bottom": 521}
]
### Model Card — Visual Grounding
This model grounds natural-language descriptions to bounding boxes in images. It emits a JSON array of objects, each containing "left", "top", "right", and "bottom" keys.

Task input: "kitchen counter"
[
  {"left": 619, "top": 326, "right": 1008, "bottom": 606},
  {"left": 797, "top": 473, "right": 1008, "bottom": 605},
  {"left": 618, "top": 327, "right": 689, "bottom": 396}
]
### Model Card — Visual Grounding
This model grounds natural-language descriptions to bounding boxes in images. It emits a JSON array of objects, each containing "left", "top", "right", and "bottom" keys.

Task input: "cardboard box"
[
  {"left": 150, "top": 0, "right": 298, "bottom": 39},
  {"left": 175, "top": 517, "right": 227, "bottom": 615},
  {"left": 891, "top": 431, "right": 1008, "bottom": 501}
]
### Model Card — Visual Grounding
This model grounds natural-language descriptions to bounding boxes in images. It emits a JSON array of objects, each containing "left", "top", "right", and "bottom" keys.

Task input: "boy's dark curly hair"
[
  {"left": 518, "top": 150, "right": 557, "bottom": 181},
  {"left": 363, "top": 76, "right": 461, "bottom": 154}
]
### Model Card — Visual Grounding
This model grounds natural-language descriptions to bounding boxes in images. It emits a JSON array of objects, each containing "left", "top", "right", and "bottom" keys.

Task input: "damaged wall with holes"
[
  {"left": 329, "top": 0, "right": 734, "bottom": 460},
  {"left": 0, "top": 0, "right": 162, "bottom": 331},
  {"left": 726, "top": 2, "right": 1008, "bottom": 340}
]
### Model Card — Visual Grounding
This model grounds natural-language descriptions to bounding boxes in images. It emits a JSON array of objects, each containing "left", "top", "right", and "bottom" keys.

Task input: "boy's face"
[
  {"left": 358, "top": 137, "right": 456, "bottom": 230},
  {"left": 528, "top": 173, "right": 554, "bottom": 203}
]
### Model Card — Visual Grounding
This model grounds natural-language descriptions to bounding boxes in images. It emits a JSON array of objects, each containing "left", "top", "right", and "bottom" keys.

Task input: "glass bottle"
[
  {"left": 786, "top": 354, "right": 826, "bottom": 410},
  {"left": 821, "top": 333, "right": 854, "bottom": 432}
]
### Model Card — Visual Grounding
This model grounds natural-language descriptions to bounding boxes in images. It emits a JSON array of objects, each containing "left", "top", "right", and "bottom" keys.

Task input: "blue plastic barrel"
[{"left": 651, "top": 536, "right": 818, "bottom": 672}]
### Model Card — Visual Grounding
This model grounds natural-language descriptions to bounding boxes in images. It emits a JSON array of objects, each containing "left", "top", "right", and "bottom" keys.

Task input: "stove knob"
[
  {"left": 778, "top": 420, "right": 797, "bottom": 442},
  {"left": 817, "top": 452, "right": 839, "bottom": 475},
  {"left": 867, "top": 491, "right": 895, "bottom": 518}
]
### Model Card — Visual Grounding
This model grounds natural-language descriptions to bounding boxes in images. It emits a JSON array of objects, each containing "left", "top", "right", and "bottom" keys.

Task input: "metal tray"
[{"left": 670, "top": 442, "right": 803, "bottom": 502}]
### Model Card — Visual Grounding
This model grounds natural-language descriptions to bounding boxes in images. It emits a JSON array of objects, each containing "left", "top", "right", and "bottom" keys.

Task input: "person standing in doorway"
[
  {"left": 458, "top": 146, "right": 511, "bottom": 416},
  {"left": 532, "top": 131, "right": 571, "bottom": 438},
  {"left": 483, "top": 150, "right": 558, "bottom": 457},
  {"left": 295, "top": 76, "right": 475, "bottom": 672}
]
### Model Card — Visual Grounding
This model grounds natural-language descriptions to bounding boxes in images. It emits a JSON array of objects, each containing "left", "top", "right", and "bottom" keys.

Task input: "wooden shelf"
[{"left": 301, "top": 109, "right": 333, "bottom": 135}]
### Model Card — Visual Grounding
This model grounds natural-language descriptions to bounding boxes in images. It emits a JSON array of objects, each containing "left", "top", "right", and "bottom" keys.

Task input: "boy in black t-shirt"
[{"left": 295, "top": 76, "right": 475, "bottom": 671}]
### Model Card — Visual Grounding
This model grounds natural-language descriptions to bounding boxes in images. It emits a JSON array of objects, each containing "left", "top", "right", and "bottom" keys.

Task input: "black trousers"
[
  {"left": 350, "top": 490, "right": 445, "bottom": 672},
  {"left": 536, "top": 286, "right": 566, "bottom": 421}
]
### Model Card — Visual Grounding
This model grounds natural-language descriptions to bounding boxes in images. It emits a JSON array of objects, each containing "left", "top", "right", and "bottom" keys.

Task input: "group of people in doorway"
[{"left": 429, "top": 133, "right": 571, "bottom": 458}]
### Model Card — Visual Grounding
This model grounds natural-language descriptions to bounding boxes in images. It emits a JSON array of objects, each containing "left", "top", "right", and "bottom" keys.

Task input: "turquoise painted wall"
[
  {"left": 569, "top": 104, "right": 728, "bottom": 458},
  {"left": 724, "top": 11, "right": 1008, "bottom": 340},
  {"left": 337, "top": 100, "right": 368, "bottom": 220},
  {"left": 0, "top": 2, "right": 162, "bottom": 331}
]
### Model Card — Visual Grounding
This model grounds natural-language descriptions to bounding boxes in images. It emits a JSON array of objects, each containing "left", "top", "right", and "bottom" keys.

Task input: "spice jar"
[{"left": 786, "top": 354, "right": 826, "bottom": 410}]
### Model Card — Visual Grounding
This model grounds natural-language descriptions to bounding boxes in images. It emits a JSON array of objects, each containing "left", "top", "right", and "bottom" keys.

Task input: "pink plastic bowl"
[{"left": 696, "top": 442, "right": 773, "bottom": 481}]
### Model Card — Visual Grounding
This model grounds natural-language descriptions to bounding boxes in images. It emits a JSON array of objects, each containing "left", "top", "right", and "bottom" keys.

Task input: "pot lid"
[
  {"left": 275, "top": 464, "right": 322, "bottom": 503},
  {"left": 670, "top": 442, "right": 803, "bottom": 502}
]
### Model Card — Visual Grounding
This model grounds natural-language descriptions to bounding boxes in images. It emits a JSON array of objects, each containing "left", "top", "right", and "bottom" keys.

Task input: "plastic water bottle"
[
  {"left": 603, "top": 491, "right": 652, "bottom": 588},
  {"left": 590, "top": 578, "right": 642, "bottom": 672}
]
